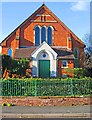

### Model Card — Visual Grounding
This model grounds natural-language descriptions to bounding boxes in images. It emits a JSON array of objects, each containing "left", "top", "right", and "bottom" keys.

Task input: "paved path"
[{"left": 2, "top": 105, "right": 91, "bottom": 114}]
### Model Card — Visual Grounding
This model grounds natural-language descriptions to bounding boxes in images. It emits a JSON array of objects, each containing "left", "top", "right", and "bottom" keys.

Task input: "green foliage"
[
  {"left": 74, "top": 68, "right": 92, "bottom": 78},
  {"left": 64, "top": 68, "right": 86, "bottom": 78},
  {"left": 7, "top": 103, "right": 12, "bottom": 107},
  {"left": 2, "top": 103, "right": 6, "bottom": 106},
  {"left": 1, "top": 78, "right": 92, "bottom": 97},
  {"left": 2, "top": 77, "right": 92, "bottom": 81},
  {"left": 14, "top": 58, "right": 30, "bottom": 77},
  {"left": 2, "top": 54, "right": 12, "bottom": 74},
  {"left": 10, "top": 59, "right": 18, "bottom": 73},
  {"left": 1, "top": 54, "right": 30, "bottom": 77},
  {"left": 74, "top": 68, "right": 84, "bottom": 78},
  {"left": 2, "top": 103, "right": 14, "bottom": 107},
  {"left": 84, "top": 68, "right": 92, "bottom": 78}
]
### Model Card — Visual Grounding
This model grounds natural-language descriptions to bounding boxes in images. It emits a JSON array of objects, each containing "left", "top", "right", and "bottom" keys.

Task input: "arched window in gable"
[
  {"left": 41, "top": 26, "right": 46, "bottom": 43},
  {"left": 35, "top": 26, "right": 40, "bottom": 46},
  {"left": 8, "top": 48, "right": 12, "bottom": 57},
  {"left": 47, "top": 26, "right": 53, "bottom": 45},
  {"left": 74, "top": 48, "right": 79, "bottom": 58}
]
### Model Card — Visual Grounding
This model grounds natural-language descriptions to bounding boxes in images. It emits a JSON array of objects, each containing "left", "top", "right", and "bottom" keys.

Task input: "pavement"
[
  {"left": 1, "top": 118, "right": 92, "bottom": 120},
  {"left": 1, "top": 105, "right": 92, "bottom": 118}
]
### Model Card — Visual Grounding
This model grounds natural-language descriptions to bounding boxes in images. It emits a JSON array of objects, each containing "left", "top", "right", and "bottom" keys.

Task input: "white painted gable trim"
[{"left": 31, "top": 41, "right": 57, "bottom": 59}]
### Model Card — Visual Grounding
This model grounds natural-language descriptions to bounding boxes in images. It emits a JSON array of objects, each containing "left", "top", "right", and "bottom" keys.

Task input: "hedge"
[{"left": 1, "top": 78, "right": 92, "bottom": 96}]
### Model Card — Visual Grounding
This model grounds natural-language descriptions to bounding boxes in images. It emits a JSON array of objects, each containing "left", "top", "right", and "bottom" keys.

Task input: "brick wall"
[
  {"left": 1, "top": 97, "right": 91, "bottom": 106},
  {"left": 58, "top": 59, "right": 74, "bottom": 77},
  {"left": 1, "top": 5, "right": 85, "bottom": 69}
]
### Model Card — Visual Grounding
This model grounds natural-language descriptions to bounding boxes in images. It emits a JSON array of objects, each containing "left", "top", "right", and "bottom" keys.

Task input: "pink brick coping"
[{"left": 1, "top": 97, "right": 91, "bottom": 106}]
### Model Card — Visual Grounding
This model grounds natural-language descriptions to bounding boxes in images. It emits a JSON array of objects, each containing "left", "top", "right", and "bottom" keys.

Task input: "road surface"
[
  {"left": 1, "top": 105, "right": 92, "bottom": 119},
  {"left": 1, "top": 118, "right": 92, "bottom": 120}
]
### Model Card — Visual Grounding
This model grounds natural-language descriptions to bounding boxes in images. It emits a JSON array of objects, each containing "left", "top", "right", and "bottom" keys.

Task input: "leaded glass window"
[
  {"left": 47, "top": 27, "right": 52, "bottom": 45},
  {"left": 35, "top": 26, "right": 40, "bottom": 46},
  {"left": 41, "top": 26, "right": 46, "bottom": 43}
]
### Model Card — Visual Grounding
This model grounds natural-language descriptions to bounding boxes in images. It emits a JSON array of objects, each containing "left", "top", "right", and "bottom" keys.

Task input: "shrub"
[
  {"left": 2, "top": 103, "right": 6, "bottom": 106},
  {"left": 74, "top": 68, "right": 85, "bottom": 78},
  {"left": 7, "top": 103, "right": 13, "bottom": 107},
  {"left": 2, "top": 54, "right": 30, "bottom": 78},
  {"left": 1, "top": 78, "right": 92, "bottom": 96},
  {"left": 84, "top": 68, "right": 92, "bottom": 78}
]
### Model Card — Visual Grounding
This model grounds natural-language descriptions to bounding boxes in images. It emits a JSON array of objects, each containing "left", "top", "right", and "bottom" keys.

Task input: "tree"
[
  {"left": 83, "top": 34, "right": 92, "bottom": 77},
  {"left": 2, "top": 54, "right": 12, "bottom": 74},
  {"left": 1, "top": 55, "right": 30, "bottom": 78},
  {"left": 84, "top": 47, "right": 92, "bottom": 77},
  {"left": 15, "top": 58, "right": 30, "bottom": 77},
  {"left": 83, "top": 33, "right": 92, "bottom": 47}
]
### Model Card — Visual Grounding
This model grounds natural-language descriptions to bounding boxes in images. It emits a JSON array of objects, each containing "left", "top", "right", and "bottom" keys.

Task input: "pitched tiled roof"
[
  {"left": 14, "top": 47, "right": 36, "bottom": 59},
  {"left": 52, "top": 47, "right": 74, "bottom": 59},
  {"left": 14, "top": 47, "right": 74, "bottom": 59}
]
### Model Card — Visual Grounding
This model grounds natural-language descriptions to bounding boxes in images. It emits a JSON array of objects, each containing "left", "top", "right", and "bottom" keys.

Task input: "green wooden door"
[{"left": 39, "top": 60, "right": 50, "bottom": 78}]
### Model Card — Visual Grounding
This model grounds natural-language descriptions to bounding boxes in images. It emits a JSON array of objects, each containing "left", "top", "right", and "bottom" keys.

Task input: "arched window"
[
  {"left": 47, "top": 26, "right": 52, "bottom": 45},
  {"left": 41, "top": 26, "right": 46, "bottom": 43},
  {"left": 74, "top": 48, "right": 79, "bottom": 68},
  {"left": 34, "top": 25, "right": 54, "bottom": 45},
  {"left": 8, "top": 48, "right": 12, "bottom": 57},
  {"left": 62, "top": 60, "right": 68, "bottom": 68},
  {"left": 35, "top": 26, "right": 40, "bottom": 46},
  {"left": 74, "top": 48, "right": 79, "bottom": 58}
]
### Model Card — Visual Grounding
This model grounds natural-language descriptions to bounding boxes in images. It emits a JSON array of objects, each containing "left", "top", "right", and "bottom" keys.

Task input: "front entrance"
[{"left": 39, "top": 60, "right": 50, "bottom": 78}]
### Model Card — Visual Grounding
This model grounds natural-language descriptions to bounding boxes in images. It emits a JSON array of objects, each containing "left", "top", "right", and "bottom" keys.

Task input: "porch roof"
[{"left": 14, "top": 46, "right": 74, "bottom": 59}]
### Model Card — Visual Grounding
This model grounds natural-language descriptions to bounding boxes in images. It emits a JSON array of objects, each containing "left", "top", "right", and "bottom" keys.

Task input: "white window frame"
[{"left": 62, "top": 60, "right": 68, "bottom": 68}]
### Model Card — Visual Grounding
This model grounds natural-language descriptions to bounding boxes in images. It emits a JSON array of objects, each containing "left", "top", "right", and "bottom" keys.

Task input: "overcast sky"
[{"left": 1, "top": 1, "right": 90, "bottom": 43}]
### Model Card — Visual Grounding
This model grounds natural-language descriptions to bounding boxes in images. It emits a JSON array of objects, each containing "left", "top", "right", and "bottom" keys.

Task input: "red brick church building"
[{"left": 1, "top": 4, "right": 85, "bottom": 78}]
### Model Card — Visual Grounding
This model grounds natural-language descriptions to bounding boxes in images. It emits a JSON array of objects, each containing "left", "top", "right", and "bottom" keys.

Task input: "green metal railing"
[{"left": 1, "top": 79, "right": 92, "bottom": 96}]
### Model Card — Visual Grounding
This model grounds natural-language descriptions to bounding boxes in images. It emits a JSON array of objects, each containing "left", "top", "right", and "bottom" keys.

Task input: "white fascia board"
[{"left": 31, "top": 42, "right": 57, "bottom": 59}]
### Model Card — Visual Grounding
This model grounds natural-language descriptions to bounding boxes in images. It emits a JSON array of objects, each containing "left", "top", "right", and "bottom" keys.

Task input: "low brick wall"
[{"left": 1, "top": 97, "right": 91, "bottom": 106}]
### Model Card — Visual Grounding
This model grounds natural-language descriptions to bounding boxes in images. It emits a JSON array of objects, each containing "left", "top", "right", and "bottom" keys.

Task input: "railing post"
[
  {"left": 71, "top": 79, "right": 74, "bottom": 96},
  {"left": 34, "top": 80, "right": 37, "bottom": 96}
]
